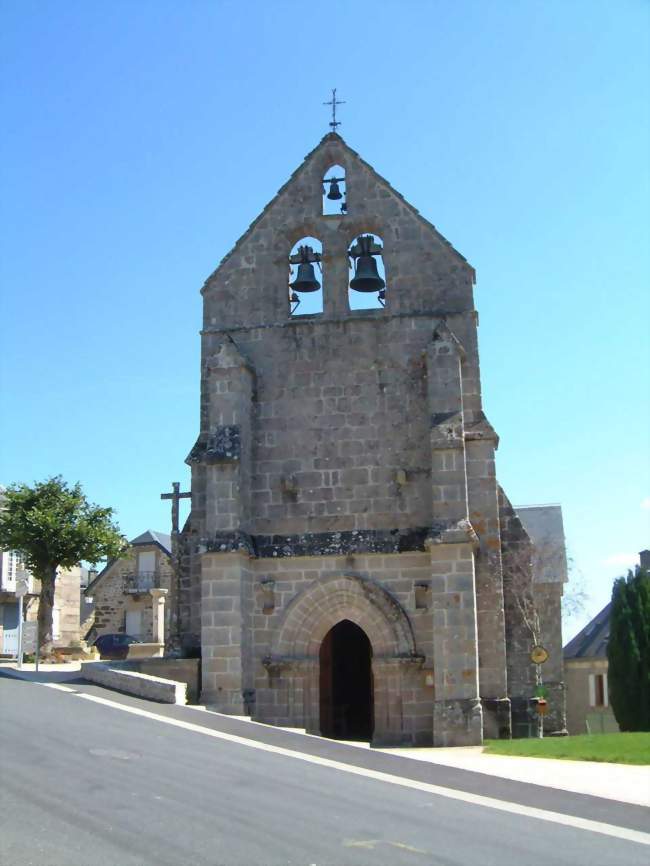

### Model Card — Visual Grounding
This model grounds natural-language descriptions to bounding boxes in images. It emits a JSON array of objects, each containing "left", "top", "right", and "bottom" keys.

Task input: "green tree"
[
  {"left": 607, "top": 565, "right": 650, "bottom": 731},
  {"left": 0, "top": 477, "right": 126, "bottom": 651}
]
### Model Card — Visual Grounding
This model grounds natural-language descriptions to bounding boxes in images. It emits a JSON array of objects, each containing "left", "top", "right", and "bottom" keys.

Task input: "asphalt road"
[{"left": 1, "top": 673, "right": 648, "bottom": 866}]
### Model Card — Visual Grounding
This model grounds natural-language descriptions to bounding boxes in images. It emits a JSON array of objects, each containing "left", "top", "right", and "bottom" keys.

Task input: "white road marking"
[
  {"left": 73, "top": 691, "right": 650, "bottom": 847},
  {"left": 41, "top": 682, "right": 77, "bottom": 693}
]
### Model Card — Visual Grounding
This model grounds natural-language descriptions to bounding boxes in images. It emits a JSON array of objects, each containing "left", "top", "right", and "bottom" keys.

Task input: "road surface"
[{"left": 1, "top": 672, "right": 647, "bottom": 865}]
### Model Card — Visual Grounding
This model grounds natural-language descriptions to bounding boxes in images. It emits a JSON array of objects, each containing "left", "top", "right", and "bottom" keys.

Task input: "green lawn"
[{"left": 483, "top": 732, "right": 650, "bottom": 765}]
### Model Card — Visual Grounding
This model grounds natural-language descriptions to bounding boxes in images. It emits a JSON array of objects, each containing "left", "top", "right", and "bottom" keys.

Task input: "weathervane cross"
[{"left": 323, "top": 88, "right": 345, "bottom": 131}]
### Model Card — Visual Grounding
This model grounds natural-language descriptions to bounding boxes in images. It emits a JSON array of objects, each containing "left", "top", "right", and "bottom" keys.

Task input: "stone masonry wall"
[
  {"left": 183, "top": 133, "right": 528, "bottom": 746},
  {"left": 92, "top": 546, "right": 174, "bottom": 641}
]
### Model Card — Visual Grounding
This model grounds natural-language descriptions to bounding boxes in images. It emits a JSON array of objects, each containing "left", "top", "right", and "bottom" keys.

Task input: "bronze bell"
[
  {"left": 326, "top": 178, "right": 342, "bottom": 200},
  {"left": 290, "top": 246, "right": 321, "bottom": 293},
  {"left": 350, "top": 253, "right": 386, "bottom": 293}
]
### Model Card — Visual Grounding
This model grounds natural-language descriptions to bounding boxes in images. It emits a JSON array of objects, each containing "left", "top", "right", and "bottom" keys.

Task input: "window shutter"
[{"left": 588, "top": 673, "right": 596, "bottom": 707}]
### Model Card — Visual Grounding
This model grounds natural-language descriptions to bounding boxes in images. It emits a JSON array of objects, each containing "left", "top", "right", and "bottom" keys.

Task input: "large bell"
[
  {"left": 290, "top": 261, "right": 320, "bottom": 293},
  {"left": 326, "top": 178, "right": 342, "bottom": 200},
  {"left": 350, "top": 254, "right": 386, "bottom": 293}
]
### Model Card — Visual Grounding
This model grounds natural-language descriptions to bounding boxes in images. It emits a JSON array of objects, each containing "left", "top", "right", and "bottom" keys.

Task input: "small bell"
[{"left": 326, "top": 178, "right": 343, "bottom": 200}]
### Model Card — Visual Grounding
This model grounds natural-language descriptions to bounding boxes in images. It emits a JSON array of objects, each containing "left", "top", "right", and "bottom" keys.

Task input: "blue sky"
[{"left": 1, "top": 0, "right": 648, "bottom": 640}]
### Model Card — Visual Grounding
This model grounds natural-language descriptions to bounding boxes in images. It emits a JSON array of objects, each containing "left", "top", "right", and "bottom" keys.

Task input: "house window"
[
  {"left": 589, "top": 672, "right": 608, "bottom": 707},
  {"left": 137, "top": 551, "right": 156, "bottom": 574},
  {"left": 125, "top": 608, "right": 143, "bottom": 638}
]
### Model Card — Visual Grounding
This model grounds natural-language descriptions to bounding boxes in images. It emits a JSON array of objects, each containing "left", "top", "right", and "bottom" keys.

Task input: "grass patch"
[{"left": 483, "top": 732, "right": 650, "bottom": 765}]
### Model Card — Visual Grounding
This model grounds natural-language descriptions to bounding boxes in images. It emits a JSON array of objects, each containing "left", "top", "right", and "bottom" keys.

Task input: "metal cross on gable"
[{"left": 323, "top": 88, "right": 345, "bottom": 131}]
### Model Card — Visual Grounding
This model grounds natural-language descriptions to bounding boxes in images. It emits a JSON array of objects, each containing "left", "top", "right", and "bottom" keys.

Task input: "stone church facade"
[{"left": 179, "top": 133, "right": 563, "bottom": 746}]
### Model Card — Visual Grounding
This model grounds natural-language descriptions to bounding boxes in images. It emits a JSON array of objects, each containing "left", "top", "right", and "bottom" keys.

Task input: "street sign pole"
[
  {"left": 15, "top": 578, "right": 28, "bottom": 671},
  {"left": 17, "top": 594, "right": 23, "bottom": 670}
]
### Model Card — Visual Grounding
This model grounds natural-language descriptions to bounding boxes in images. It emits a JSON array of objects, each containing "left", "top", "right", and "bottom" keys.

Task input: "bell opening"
[
  {"left": 322, "top": 165, "right": 347, "bottom": 216},
  {"left": 289, "top": 236, "right": 323, "bottom": 317},
  {"left": 348, "top": 233, "right": 386, "bottom": 311}
]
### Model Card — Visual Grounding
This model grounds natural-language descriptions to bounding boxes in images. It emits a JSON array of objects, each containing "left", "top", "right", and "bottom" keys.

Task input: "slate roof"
[
  {"left": 515, "top": 504, "right": 568, "bottom": 584},
  {"left": 84, "top": 529, "right": 171, "bottom": 595},
  {"left": 563, "top": 603, "right": 611, "bottom": 659},
  {"left": 130, "top": 530, "right": 171, "bottom": 554}
]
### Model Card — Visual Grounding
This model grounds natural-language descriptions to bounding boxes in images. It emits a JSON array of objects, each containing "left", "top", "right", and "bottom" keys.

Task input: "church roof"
[
  {"left": 515, "top": 504, "right": 568, "bottom": 584},
  {"left": 203, "top": 132, "right": 473, "bottom": 288},
  {"left": 563, "top": 603, "right": 611, "bottom": 659}
]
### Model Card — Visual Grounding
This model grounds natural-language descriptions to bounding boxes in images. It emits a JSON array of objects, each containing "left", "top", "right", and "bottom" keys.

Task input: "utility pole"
[{"left": 15, "top": 577, "right": 28, "bottom": 670}]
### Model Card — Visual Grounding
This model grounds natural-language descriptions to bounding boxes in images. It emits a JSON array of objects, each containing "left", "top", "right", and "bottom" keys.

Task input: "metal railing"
[{"left": 123, "top": 572, "right": 161, "bottom": 594}]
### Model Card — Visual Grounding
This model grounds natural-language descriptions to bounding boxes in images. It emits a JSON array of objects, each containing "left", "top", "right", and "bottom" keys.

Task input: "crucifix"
[
  {"left": 161, "top": 481, "right": 192, "bottom": 556},
  {"left": 323, "top": 88, "right": 345, "bottom": 131},
  {"left": 160, "top": 481, "right": 191, "bottom": 648}
]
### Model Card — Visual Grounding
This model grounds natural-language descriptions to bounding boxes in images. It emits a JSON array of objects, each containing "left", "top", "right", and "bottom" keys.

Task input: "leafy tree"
[
  {"left": 607, "top": 565, "right": 650, "bottom": 731},
  {"left": 0, "top": 477, "right": 126, "bottom": 651}
]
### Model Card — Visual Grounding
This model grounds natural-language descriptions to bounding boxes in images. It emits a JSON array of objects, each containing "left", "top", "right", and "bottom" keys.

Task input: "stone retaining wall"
[{"left": 82, "top": 662, "right": 187, "bottom": 704}]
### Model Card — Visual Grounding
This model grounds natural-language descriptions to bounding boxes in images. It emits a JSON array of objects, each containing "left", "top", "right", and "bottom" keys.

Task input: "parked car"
[{"left": 93, "top": 633, "right": 141, "bottom": 660}]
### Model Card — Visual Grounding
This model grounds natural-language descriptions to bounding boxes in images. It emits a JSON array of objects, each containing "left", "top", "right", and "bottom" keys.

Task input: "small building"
[
  {"left": 564, "top": 603, "right": 618, "bottom": 734},
  {"left": 564, "top": 549, "right": 649, "bottom": 735},
  {"left": 85, "top": 530, "right": 173, "bottom": 643},
  {"left": 1, "top": 549, "right": 83, "bottom": 654}
]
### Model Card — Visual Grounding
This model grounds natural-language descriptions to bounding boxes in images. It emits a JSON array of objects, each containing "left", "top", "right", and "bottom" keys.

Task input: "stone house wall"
[
  {"left": 92, "top": 545, "right": 174, "bottom": 641},
  {"left": 0, "top": 568, "right": 81, "bottom": 651},
  {"left": 565, "top": 658, "right": 619, "bottom": 734}
]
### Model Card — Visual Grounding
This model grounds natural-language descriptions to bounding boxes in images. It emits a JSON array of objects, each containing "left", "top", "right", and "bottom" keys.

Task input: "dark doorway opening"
[{"left": 319, "top": 619, "right": 373, "bottom": 740}]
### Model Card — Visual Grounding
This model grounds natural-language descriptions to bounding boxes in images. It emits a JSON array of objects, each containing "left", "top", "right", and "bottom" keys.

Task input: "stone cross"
[
  {"left": 160, "top": 482, "right": 191, "bottom": 648},
  {"left": 161, "top": 482, "right": 191, "bottom": 558}
]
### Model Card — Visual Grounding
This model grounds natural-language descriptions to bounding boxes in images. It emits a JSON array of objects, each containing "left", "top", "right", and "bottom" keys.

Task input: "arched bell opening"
[
  {"left": 288, "top": 236, "right": 323, "bottom": 317},
  {"left": 348, "top": 233, "right": 386, "bottom": 311},
  {"left": 319, "top": 619, "right": 374, "bottom": 741},
  {"left": 322, "top": 164, "right": 347, "bottom": 216}
]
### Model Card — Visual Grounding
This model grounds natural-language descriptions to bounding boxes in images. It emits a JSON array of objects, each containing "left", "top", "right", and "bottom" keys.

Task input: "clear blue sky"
[{"left": 1, "top": 0, "right": 648, "bottom": 640}]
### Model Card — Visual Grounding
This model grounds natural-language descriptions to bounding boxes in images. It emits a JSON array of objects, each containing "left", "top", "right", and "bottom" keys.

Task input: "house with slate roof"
[
  {"left": 84, "top": 530, "right": 173, "bottom": 644},
  {"left": 564, "top": 603, "right": 618, "bottom": 734},
  {"left": 564, "top": 549, "right": 649, "bottom": 734}
]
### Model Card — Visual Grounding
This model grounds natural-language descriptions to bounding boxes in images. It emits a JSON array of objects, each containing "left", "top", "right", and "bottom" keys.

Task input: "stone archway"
[{"left": 266, "top": 573, "right": 420, "bottom": 745}]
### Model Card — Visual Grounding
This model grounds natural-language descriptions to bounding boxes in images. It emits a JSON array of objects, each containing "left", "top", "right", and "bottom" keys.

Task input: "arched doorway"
[{"left": 319, "top": 620, "right": 373, "bottom": 740}]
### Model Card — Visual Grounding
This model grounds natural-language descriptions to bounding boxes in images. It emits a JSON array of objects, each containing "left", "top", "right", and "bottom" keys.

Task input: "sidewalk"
[
  {"left": 375, "top": 744, "right": 650, "bottom": 808},
  {"left": 0, "top": 660, "right": 82, "bottom": 682},
  {"left": 3, "top": 660, "right": 648, "bottom": 807}
]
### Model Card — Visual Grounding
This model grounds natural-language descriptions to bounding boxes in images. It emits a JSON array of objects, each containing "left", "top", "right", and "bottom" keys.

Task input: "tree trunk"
[{"left": 37, "top": 567, "right": 57, "bottom": 654}]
